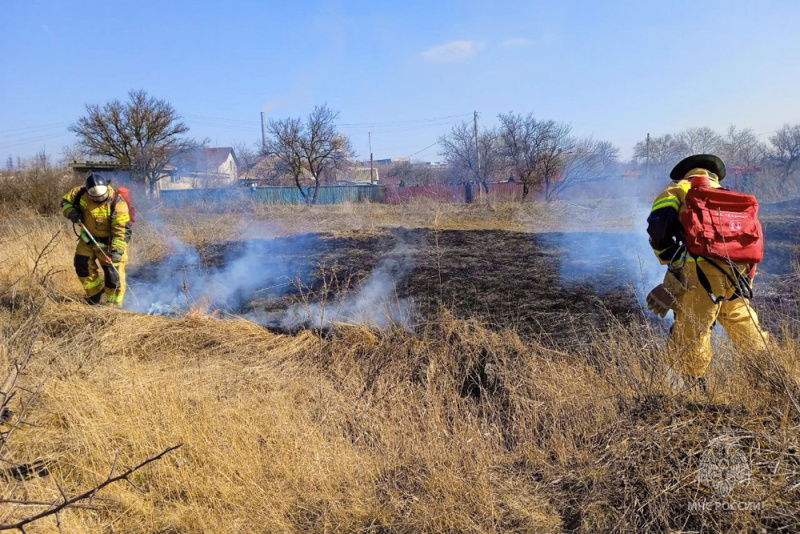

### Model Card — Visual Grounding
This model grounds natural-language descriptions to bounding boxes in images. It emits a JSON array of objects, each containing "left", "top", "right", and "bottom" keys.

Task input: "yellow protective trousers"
[
  {"left": 74, "top": 239, "right": 127, "bottom": 306},
  {"left": 666, "top": 260, "right": 767, "bottom": 378}
]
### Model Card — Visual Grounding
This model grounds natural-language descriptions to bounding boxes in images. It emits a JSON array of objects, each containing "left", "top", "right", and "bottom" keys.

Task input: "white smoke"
[
  {"left": 126, "top": 228, "right": 416, "bottom": 330},
  {"left": 127, "top": 238, "right": 288, "bottom": 315},
  {"left": 256, "top": 241, "right": 416, "bottom": 330},
  {"left": 547, "top": 197, "right": 665, "bottom": 307}
]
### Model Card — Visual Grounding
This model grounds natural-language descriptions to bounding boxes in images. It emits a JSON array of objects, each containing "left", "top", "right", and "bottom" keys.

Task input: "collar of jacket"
[{"left": 683, "top": 168, "right": 719, "bottom": 183}]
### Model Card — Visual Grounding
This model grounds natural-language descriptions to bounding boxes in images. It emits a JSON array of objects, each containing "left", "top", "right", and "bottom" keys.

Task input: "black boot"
[{"left": 86, "top": 292, "right": 103, "bottom": 305}]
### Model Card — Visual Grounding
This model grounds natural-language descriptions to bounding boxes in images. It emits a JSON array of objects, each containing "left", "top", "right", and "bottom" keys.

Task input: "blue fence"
[
  {"left": 160, "top": 183, "right": 524, "bottom": 207},
  {"left": 160, "top": 185, "right": 386, "bottom": 207}
]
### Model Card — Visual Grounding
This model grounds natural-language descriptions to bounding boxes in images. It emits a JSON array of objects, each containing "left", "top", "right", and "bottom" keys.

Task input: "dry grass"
[
  {"left": 0, "top": 167, "right": 80, "bottom": 217},
  {"left": 1, "top": 203, "right": 799, "bottom": 533}
]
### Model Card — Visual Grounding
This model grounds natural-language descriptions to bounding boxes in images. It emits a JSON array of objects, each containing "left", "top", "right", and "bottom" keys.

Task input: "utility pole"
[
  {"left": 645, "top": 132, "right": 650, "bottom": 180},
  {"left": 473, "top": 111, "right": 481, "bottom": 182},
  {"left": 260, "top": 112, "right": 267, "bottom": 152},
  {"left": 368, "top": 131, "right": 375, "bottom": 184}
]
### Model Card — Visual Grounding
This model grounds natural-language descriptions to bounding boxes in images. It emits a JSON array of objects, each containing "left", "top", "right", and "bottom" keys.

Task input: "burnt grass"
[{"left": 130, "top": 208, "right": 799, "bottom": 346}]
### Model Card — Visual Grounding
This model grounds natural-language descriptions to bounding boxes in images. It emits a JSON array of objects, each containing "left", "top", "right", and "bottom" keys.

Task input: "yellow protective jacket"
[
  {"left": 646, "top": 169, "right": 721, "bottom": 265},
  {"left": 61, "top": 186, "right": 132, "bottom": 254}
]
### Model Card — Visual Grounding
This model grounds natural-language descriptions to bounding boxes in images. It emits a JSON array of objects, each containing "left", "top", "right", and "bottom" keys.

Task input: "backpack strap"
[
  {"left": 110, "top": 190, "right": 119, "bottom": 219},
  {"left": 74, "top": 186, "right": 86, "bottom": 212},
  {"left": 692, "top": 253, "right": 753, "bottom": 304}
]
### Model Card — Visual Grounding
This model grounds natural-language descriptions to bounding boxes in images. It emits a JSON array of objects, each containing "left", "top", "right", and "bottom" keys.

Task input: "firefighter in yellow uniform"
[
  {"left": 61, "top": 173, "right": 132, "bottom": 306},
  {"left": 646, "top": 154, "right": 767, "bottom": 385}
]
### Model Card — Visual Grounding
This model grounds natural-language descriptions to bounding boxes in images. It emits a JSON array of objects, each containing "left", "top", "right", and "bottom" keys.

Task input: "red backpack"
[
  {"left": 679, "top": 177, "right": 763, "bottom": 265},
  {"left": 115, "top": 186, "right": 136, "bottom": 226}
]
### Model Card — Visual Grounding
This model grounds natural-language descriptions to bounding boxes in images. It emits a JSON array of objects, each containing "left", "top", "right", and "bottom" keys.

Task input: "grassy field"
[{"left": 1, "top": 200, "right": 799, "bottom": 533}]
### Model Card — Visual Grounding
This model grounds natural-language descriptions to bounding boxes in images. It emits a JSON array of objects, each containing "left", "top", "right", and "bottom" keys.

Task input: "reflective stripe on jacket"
[{"left": 61, "top": 186, "right": 132, "bottom": 254}]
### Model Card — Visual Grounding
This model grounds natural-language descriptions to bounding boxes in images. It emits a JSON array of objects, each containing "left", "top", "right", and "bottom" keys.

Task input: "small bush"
[{"left": 0, "top": 166, "right": 80, "bottom": 216}]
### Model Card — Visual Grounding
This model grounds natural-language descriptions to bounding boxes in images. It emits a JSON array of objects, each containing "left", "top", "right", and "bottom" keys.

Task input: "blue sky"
[{"left": 2, "top": 0, "right": 799, "bottom": 162}]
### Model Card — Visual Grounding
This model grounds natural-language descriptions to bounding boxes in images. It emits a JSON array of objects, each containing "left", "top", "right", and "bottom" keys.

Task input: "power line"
[
  {"left": 339, "top": 118, "right": 465, "bottom": 135},
  {"left": 339, "top": 113, "right": 471, "bottom": 128},
  {"left": 183, "top": 113, "right": 257, "bottom": 126},
  {"left": 0, "top": 131, "right": 72, "bottom": 150},
  {"left": 185, "top": 119, "right": 260, "bottom": 132},
  {"left": 183, "top": 112, "right": 471, "bottom": 131},
  {"left": 0, "top": 121, "right": 71, "bottom": 136},
  {"left": 407, "top": 141, "right": 439, "bottom": 159}
]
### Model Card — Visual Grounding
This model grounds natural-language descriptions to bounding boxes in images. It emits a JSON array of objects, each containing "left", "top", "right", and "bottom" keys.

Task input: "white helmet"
[{"left": 86, "top": 173, "right": 109, "bottom": 202}]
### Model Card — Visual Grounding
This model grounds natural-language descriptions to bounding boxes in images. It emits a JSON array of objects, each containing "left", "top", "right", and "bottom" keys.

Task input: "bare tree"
[
  {"left": 438, "top": 121, "right": 501, "bottom": 192},
  {"left": 231, "top": 141, "right": 286, "bottom": 185},
  {"left": 547, "top": 138, "right": 620, "bottom": 200},
  {"left": 478, "top": 129, "right": 504, "bottom": 189},
  {"left": 232, "top": 141, "right": 260, "bottom": 174},
  {"left": 677, "top": 127, "right": 722, "bottom": 154},
  {"left": 385, "top": 160, "right": 437, "bottom": 186},
  {"left": 497, "top": 113, "right": 544, "bottom": 199},
  {"left": 632, "top": 134, "right": 688, "bottom": 166},
  {"left": 768, "top": 123, "right": 800, "bottom": 176},
  {"left": 60, "top": 143, "right": 86, "bottom": 164},
  {"left": 537, "top": 122, "right": 573, "bottom": 201},
  {"left": 717, "top": 125, "right": 765, "bottom": 168},
  {"left": 267, "top": 105, "right": 352, "bottom": 204},
  {"left": 497, "top": 113, "right": 573, "bottom": 200},
  {"left": 69, "top": 90, "right": 203, "bottom": 195}
]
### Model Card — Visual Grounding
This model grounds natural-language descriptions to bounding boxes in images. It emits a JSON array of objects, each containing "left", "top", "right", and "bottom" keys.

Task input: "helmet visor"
[{"left": 87, "top": 184, "right": 108, "bottom": 200}]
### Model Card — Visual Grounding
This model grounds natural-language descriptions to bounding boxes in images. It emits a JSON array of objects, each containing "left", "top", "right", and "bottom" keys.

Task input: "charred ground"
[{"left": 129, "top": 203, "right": 799, "bottom": 344}]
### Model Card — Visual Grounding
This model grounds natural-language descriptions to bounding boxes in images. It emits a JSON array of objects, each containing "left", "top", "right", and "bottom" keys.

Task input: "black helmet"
[
  {"left": 85, "top": 173, "right": 109, "bottom": 201},
  {"left": 670, "top": 154, "right": 726, "bottom": 182}
]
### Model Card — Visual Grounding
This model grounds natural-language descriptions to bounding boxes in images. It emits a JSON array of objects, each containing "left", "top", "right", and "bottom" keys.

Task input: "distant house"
[
  {"left": 374, "top": 158, "right": 408, "bottom": 166},
  {"left": 337, "top": 166, "right": 378, "bottom": 185},
  {"left": 163, "top": 147, "right": 239, "bottom": 190},
  {"left": 71, "top": 160, "right": 133, "bottom": 184},
  {"left": 238, "top": 154, "right": 281, "bottom": 185},
  {"left": 72, "top": 148, "right": 239, "bottom": 195}
]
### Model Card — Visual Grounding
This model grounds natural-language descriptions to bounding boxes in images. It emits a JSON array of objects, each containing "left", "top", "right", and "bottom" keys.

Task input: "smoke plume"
[
  {"left": 255, "top": 241, "right": 416, "bottom": 330},
  {"left": 127, "top": 230, "right": 416, "bottom": 331},
  {"left": 546, "top": 198, "right": 664, "bottom": 306}
]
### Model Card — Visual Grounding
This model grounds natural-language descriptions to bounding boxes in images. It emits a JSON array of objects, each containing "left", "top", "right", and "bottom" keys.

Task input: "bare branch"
[
  {"left": 768, "top": 123, "right": 800, "bottom": 176},
  {"left": 0, "top": 444, "right": 182, "bottom": 531}
]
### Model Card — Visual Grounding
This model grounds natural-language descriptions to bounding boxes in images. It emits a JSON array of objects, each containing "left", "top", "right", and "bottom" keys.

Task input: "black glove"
[
  {"left": 110, "top": 250, "right": 123, "bottom": 264},
  {"left": 67, "top": 209, "right": 81, "bottom": 223}
]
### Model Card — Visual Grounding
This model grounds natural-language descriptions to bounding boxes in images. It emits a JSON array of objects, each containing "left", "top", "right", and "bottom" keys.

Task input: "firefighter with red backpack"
[
  {"left": 646, "top": 154, "right": 768, "bottom": 387},
  {"left": 61, "top": 173, "right": 133, "bottom": 306}
]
